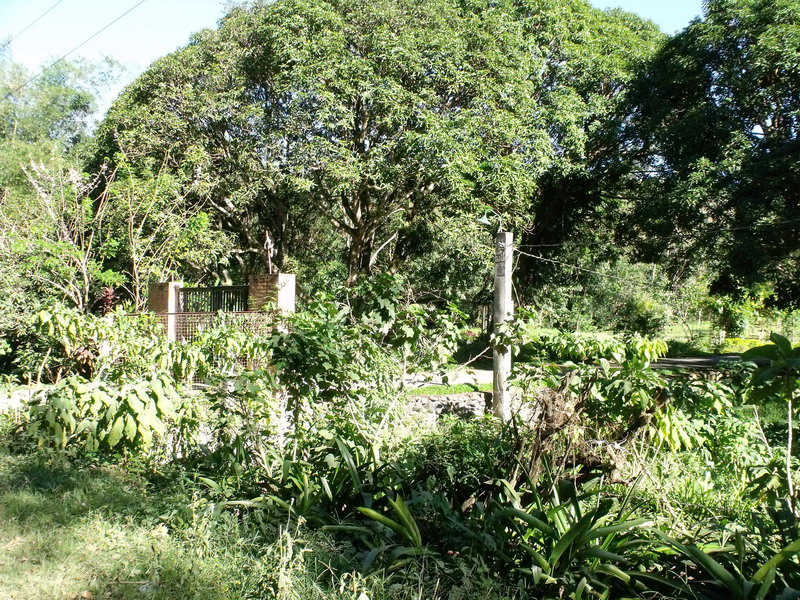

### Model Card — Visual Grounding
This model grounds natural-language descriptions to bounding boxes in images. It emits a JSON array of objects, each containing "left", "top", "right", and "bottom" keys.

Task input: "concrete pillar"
[
  {"left": 147, "top": 281, "right": 182, "bottom": 341},
  {"left": 248, "top": 274, "right": 296, "bottom": 313},
  {"left": 492, "top": 231, "right": 513, "bottom": 421}
]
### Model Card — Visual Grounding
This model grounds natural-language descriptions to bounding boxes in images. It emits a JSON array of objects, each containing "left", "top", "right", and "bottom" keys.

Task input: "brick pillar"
[
  {"left": 147, "top": 281, "right": 182, "bottom": 341},
  {"left": 248, "top": 274, "right": 296, "bottom": 313}
]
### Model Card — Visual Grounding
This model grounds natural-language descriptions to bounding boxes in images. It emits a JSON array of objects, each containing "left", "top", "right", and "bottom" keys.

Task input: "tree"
[
  {"left": 0, "top": 58, "right": 118, "bottom": 333},
  {"left": 621, "top": 0, "right": 800, "bottom": 306},
  {"left": 91, "top": 0, "right": 662, "bottom": 289},
  {"left": 0, "top": 57, "right": 119, "bottom": 197},
  {"left": 515, "top": 5, "right": 665, "bottom": 287},
  {"left": 0, "top": 161, "right": 120, "bottom": 313},
  {"left": 102, "top": 159, "right": 234, "bottom": 309}
]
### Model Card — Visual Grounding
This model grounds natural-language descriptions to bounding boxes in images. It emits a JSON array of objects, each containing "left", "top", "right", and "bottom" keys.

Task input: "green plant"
[
  {"left": 517, "top": 328, "right": 667, "bottom": 365},
  {"left": 654, "top": 531, "right": 800, "bottom": 599},
  {"left": 17, "top": 304, "right": 202, "bottom": 384},
  {"left": 460, "top": 478, "right": 657, "bottom": 598},
  {"left": 26, "top": 373, "right": 180, "bottom": 453},
  {"left": 743, "top": 334, "right": 800, "bottom": 516}
]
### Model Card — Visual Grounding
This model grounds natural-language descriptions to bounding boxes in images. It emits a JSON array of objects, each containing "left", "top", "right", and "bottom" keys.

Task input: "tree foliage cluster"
[
  {"left": 0, "top": 0, "right": 798, "bottom": 333},
  {"left": 623, "top": 0, "right": 800, "bottom": 307},
  {"left": 89, "top": 0, "right": 664, "bottom": 294}
]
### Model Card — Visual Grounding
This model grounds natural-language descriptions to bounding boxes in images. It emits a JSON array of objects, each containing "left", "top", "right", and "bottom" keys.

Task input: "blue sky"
[
  {"left": 591, "top": 0, "right": 704, "bottom": 33},
  {"left": 0, "top": 0, "right": 704, "bottom": 114}
]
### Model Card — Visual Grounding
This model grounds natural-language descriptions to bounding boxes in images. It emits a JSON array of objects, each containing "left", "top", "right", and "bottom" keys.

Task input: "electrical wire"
[
  {"left": 2, "top": 0, "right": 148, "bottom": 100},
  {"left": 0, "top": 0, "right": 68, "bottom": 53},
  {"left": 517, "top": 217, "right": 800, "bottom": 250},
  {"left": 514, "top": 247, "right": 662, "bottom": 289}
]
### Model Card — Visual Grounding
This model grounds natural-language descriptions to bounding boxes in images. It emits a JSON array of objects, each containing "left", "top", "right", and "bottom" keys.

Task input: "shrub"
[
  {"left": 26, "top": 373, "right": 181, "bottom": 453},
  {"left": 616, "top": 296, "right": 670, "bottom": 336}
]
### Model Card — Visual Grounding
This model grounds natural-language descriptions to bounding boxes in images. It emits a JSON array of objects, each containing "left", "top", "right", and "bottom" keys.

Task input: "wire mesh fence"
[{"left": 146, "top": 311, "right": 276, "bottom": 343}]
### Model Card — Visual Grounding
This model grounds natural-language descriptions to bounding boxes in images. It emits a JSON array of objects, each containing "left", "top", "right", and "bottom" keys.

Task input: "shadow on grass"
[
  {"left": 0, "top": 453, "right": 159, "bottom": 527},
  {"left": 0, "top": 452, "right": 261, "bottom": 600}
]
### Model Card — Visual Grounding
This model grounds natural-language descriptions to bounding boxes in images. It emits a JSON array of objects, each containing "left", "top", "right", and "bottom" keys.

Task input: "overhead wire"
[
  {"left": 2, "top": 0, "right": 148, "bottom": 101},
  {"left": 517, "top": 217, "right": 800, "bottom": 250},
  {"left": 513, "top": 247, "right": 673, "bottom": 294},
  {"left": 0, "top": 0, "right": 68, "bottom": 53}
]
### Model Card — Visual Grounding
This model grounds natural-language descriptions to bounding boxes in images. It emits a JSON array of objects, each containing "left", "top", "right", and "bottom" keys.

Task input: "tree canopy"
[
  {"left": 622, "top": 0, "right": 800, "bottom": 307},
  {"left": 91, "top": 0, "right": 662, "bottom": 290}
]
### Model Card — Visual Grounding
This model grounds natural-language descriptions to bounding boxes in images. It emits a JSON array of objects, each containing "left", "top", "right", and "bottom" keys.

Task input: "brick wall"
[{"left": 248, "top": 274, "right": 296, "bottom": 313}]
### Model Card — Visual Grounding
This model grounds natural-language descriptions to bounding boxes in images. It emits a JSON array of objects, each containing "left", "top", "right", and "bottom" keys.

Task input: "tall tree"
[
  {"left": 0, "top": 57, "right": 119, "bottom": 327},
  {"left": 0, "top": 56, "right": 119, "bottom": 199},
  {"left": 511, "top": 4, "right": 664, "bottom": 292},
  {"left": 91, "top": 0, "right": 662, "bottom": 288},
  {"left": 621, "top": 0, "right": 800, "bottom": 305}
]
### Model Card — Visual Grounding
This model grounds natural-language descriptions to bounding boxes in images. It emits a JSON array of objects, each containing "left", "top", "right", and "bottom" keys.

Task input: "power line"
[
  {"left": 0, "top": 0, "right": 68, "bottom": 53},
  {"left": 2, "top": 0, "right": 148, "bottom": 100},
  {"left": 514, "top": 247, "right": 665, "bottom": 291},
  {"left": 518, "top": 217, "right": 800, "bottom": 250},
  {"left": 515, "top": 248, "right": 644, "bottom": 282}
]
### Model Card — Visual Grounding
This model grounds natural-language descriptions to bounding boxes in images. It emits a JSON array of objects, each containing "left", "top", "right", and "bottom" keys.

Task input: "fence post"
[
  {"left": 248, "top": 274, "right": 296, "bottom": 313},
  {"left": 147, "top": 281, "right": 182, "bottom": 342},
  {"left": 493, "top": 231, "right": 513, "bottom": 421}
]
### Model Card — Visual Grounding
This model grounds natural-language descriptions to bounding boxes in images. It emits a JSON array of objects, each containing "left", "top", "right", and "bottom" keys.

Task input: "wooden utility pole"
[{"left": 493, "top": 231, "right": 513, "bottom": 421}]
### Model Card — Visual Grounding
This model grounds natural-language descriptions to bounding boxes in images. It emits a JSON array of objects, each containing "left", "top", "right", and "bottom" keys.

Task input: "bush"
[
  {"left": 26, "top": 374, "right": 182, "bottom": 453},
  {"left": 616, "top": 296, "right": 670, "bottom": 336},
  {"left": 517, "top": 329, "right": 667, "bottom": 364},
  {"left": 719, "top": 337, "right": 766, "bottom": 354}
]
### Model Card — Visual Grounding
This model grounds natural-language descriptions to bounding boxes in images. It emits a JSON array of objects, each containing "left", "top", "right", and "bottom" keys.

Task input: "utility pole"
[{"left": 493, "top": 231, "right": 513, "bottom": 421}]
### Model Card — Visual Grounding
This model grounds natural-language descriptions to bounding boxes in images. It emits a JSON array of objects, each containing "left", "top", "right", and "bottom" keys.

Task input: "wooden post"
[{"left": 493, "top": 231, "right": 513, "bottom": 421}]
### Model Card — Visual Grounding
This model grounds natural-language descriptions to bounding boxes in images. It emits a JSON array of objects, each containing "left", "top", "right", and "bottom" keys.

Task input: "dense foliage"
[
  {"left": 4, "top": 302, "right": 800, "bottom": 598},
  {"left": 2, "top": 0, "right": 800, "bottom": 597},
  {"left": 622, "top": 0, "right": 800, "bottom": 306},
  {"left": 90, "top": 0, "right": 663, "bottom": 294}
]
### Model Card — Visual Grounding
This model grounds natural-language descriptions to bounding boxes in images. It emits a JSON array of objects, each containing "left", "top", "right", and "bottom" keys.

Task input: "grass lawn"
[
  {"left": 0, "top": 451, "right": 459, "bottom": 600},
  {"left": 0, "top": 452, "right": 373, "bottom": 600},
  {"left": 0, "top": 453, "right": 257, "bottom": 600},
  {"left": 410, "top": 383, "right": 492, "bottom": 395}
]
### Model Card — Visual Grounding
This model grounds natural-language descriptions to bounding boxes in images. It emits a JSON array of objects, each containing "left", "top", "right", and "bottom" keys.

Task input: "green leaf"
[
  {"left": 388, "top": 495, "right": 422, "bottom": 547},
  {"left": 362, "top": 545, "right": 393, "bottom": 571},
  {"left": 770, "top": 332, "right": 793, "bottom": 356},
  {"left": 595, "top": 563, "right": 631, "bottom": 583},
  {"left": 137, "top": 424, "right": 153, "bottom": 445},
  {"left": 357, "top": 507, "right": 405, "bottom": 537},
  {"left": 321, "top": 525, "right": 373, "bottom": 535},
  {"left": 627, "top": 571, "right": 690, "bottom": 595},
  {"left": 579, "top": 546, "right": 628, "bottom": 563},
  {"left": 124, "top": 413, "right": 137, "bottom": 441},
  {"left": 592, "top": 518, "right": 652, "bottom": 539},
  {"left": 686, "top": 545, "right": 743, "bottom": 598},
  {"left": 335, "top": 437, "right": 362, "bottom": 495},
  {"left": 742, "top": 345, "right": 781, "bottom": 361},
  {"left": 753, "top": 538, "right": 800, "bottom": 583},
  {"left": 107, "top": 416, "right": 125, "bottom": 448},
  {"left": 520, "top": 542, "right": 551, "bottom": 573},
  {"left": 505, "top": 507, "right": 555, "bottom": 536},
  {"left": 754, "top": 567, "right": 776, "bottom": 600},
  {"left": 550, "top": 512, "right": 595, "bottom": 567},
  {"left": 126, "top": 392, "right": 144, "bottom": 414}
]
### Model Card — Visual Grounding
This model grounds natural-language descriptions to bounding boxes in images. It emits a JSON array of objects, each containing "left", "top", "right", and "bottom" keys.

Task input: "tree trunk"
[{"left": 345, "top": 227, "right": 374, "bottom": 286}]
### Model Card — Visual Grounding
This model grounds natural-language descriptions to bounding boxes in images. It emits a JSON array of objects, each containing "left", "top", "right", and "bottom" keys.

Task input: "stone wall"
[
  {"left": 405, "top": 390, "right": 531, "bottom": 425},
  {"left": 406, "top": 392, "right": 491, "bottom": 418}
]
